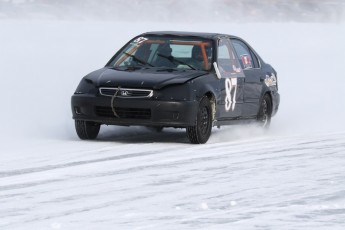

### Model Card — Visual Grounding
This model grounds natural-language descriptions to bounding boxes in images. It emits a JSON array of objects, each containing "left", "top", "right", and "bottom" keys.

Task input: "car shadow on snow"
[
  {"left": 96, "top": 126, "right": 190, "bottom": 144},
  {"left": 86, "top": 124, "right": 270, "bottom": 144}
]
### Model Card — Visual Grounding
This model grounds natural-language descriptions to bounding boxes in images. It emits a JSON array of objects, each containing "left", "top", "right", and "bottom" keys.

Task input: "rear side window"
[{"left": 231, "top": 39, "right": 260, "bottom": 69}]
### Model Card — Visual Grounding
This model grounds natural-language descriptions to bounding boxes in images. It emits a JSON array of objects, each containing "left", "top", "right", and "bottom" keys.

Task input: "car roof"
[{"left": 141, "top": 31, "right": 234, "bottom": 39}]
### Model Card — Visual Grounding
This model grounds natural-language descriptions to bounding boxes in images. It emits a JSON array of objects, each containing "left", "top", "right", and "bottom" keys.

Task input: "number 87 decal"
[{"left": 225, "top": 78, "right": 237, "bottom": 111}]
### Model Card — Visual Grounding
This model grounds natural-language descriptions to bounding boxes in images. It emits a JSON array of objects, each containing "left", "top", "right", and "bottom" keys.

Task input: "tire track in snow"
[
  {"left": 1, "top": 132, "right": 345, "bottom": 229},
  {"left": 0, "top": 147, "right": 178, "bottom": 178}
]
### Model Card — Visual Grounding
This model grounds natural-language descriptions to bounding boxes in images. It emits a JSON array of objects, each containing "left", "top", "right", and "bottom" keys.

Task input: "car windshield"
[{"left": 108, "top": 36, "right": 213, "bottom": 71}]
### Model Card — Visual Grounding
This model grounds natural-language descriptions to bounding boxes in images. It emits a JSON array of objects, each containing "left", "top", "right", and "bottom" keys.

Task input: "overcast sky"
[{"left": 0, "top": 0, "right": 344, "bottom": 22}]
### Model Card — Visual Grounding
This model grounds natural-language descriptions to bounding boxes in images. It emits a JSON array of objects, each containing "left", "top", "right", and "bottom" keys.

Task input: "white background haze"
[{"left": 0, "top": 1, "right": 345, "bottom": 229}]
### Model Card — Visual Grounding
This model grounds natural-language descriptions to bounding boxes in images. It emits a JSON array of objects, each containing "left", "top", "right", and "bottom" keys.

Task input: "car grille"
[
  {"left": 95, "top": 106, "right": 151, "bottom": 119},
  {"left": 99, "top": 87, "right": 153, "bottom": 98}
]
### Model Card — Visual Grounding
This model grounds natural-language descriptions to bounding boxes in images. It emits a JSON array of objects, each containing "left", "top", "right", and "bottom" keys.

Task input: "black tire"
[
  {"left": 187, "top": 96, "right": 212, "bottom": 144},
  {"left": 257, "top": 94, "right": 272, "bottom": 128},
  {"left": 75, "top": 120, "right": 100, "bottom": 140}
]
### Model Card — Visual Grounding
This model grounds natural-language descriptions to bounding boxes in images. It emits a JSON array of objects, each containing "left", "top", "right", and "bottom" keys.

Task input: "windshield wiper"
[
  {"left": 157, "top": 53, "right": 197, "bottom": 70},
  {"left": 123, "top": 52, "right": 154, "bottom": 67},
  {"left": 110, "top": 66, "right": 141, "bottom": 71}
]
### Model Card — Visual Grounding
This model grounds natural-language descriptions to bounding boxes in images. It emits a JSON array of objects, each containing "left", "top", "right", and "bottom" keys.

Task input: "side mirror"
[{"left": 213, "top": 62, "right": 222, "bottom": 79}]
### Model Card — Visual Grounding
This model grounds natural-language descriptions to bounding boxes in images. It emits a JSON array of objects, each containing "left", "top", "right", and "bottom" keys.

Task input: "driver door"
[{"left": 216, "top": 38, "right": 245, "bottom": 119}]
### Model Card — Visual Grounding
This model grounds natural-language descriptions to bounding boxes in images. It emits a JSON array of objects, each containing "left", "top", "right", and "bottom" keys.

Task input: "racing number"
[
  {"left": 225, "top": 78, "right": 237, "bottom": 111},
  {"left": 133, "top": 37, "right": 148, "bottom": 44}
]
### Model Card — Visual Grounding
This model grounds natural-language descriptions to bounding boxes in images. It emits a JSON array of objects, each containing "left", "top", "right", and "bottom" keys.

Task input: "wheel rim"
[
  {"left": 260, "top": 99, "right": 269, "bottom": 127},
  {"left": 199, "top": 106, "right": 210, "bottom": 135}
]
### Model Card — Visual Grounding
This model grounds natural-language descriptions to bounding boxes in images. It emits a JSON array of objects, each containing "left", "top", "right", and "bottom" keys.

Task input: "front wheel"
[
  {"left": 257, "top": 94, "right": 272, "bottom": 128},
  {"left": 75, "top": 120, "right": 100, "bottom": 140},
  {"left": 187, "top": 96, "right": 212, "bottom": 144}
]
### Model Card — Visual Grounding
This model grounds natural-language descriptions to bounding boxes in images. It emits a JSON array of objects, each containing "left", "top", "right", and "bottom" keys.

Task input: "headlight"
[
  {"left": 74, "top": 78, "right": 97, "bottom": 94},
  {"left": 154, "top": 82, "right": 192, "bottom": 101}
]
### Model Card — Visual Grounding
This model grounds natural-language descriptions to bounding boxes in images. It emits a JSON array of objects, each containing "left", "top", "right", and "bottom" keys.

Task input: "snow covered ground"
[{"left": 0, "top": 19, "right": 345, "bottom": 229}]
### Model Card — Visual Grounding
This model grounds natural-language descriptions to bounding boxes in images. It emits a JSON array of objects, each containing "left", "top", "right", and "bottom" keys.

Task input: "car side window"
[
  {"left": 217, "top": 38, "right": 243, "bottom": 77},
  {"left": 249, "top": 49, "right": 260, "bottom": 68},
  {"left": 231, "top": 39, "right": 260, "bottom": 69}
]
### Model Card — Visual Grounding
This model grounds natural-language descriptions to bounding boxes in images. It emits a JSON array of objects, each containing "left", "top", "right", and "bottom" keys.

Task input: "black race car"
[{"left": 71, "top": 31, "right": 279, "bottom": 144}]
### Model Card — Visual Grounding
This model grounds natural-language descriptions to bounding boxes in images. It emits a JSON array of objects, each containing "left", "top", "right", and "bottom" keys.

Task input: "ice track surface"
[
  {"left": 0, "top": 20, "right": 345, "bottom": 229},
  {"left": 1, "top": 129, "right": 345, "bottom": 229}
]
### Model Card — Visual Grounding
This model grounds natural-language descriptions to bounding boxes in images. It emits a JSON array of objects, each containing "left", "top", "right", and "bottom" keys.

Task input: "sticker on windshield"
[
  {"left": 133, "top": 37, "right": 148, "bottom": 44},
  {"left": 225, "top": 78, "right": 237, "bottom": 111}
]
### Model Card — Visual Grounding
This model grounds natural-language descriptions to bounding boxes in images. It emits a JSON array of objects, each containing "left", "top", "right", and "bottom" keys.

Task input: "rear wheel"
[
  {"left": 75, "top": 120, "right": 100, "bottom": 140},
  {"left": 187, "top": 96, "right": 212, "bottom": 144},
  {"left": 257, "top": 94, "right": 272, "bottom": 128}
]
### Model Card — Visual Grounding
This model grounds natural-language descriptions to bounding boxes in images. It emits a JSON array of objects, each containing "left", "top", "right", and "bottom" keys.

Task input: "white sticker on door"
[{"left": 225, "top": 78, "right": 238, "bottom": 111}]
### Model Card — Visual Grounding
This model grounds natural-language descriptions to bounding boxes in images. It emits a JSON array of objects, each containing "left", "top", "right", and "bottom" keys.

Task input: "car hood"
[{"left": 85, "top": 67, "right": 208, "bottom": 90}]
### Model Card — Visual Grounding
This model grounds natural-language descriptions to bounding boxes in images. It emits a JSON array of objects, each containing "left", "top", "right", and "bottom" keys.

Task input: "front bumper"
[{"left": 71, "top": 94, "right": 198, "bottom": 127}]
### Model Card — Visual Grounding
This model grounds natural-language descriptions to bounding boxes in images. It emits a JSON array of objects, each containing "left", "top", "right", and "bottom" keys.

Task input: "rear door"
[{"left": 231, "top": 39, "right": 264, "bottom": 117}]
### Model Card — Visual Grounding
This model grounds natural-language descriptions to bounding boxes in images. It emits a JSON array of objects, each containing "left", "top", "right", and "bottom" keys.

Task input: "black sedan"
[{"left": 71, "top": 31, "right": 280, "bottom": 144}]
